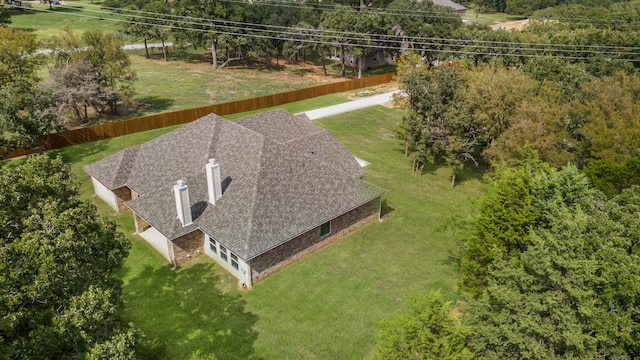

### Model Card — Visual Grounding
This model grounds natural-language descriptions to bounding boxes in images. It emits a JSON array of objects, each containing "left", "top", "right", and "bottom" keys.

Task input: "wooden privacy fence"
[{"left": 7, "top": 72, "right": 396, "bottom": 159}]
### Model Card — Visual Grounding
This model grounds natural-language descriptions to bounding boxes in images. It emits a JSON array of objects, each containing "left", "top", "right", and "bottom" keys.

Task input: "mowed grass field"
[
  {"left": 51, "top": 99, "right": 485, "bottom": 359},
  {"left": 8, "top": 0, "right": 121, "bottom": 40},
  {"left": 127, "top": 50, "right": 349, "bottom": 116}
]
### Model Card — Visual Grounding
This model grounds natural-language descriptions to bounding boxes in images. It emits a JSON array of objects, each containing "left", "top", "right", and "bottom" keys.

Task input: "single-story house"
[
  {"left": 432, "top": 0, "right": 467, "bottom": 15},
  {"left": 85, "top": 109, "right": 386, "bottom": 288}
]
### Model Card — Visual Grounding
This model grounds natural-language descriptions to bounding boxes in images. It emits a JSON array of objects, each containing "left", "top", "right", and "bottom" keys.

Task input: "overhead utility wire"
[
  {"left": 226, "top": 0, "right": 640, "bottom": 28},
  {"left": 6, "top": 5, "right": 640, "bottom": 61},
  {"left": 216, "top": 0, "right": 640, "bottom": 27},
  {"left": 88, "top": 0, "right": 640, "bottom": 27},
  {"left": 69, "top": 4, "right": 640, "bottom": 52}
]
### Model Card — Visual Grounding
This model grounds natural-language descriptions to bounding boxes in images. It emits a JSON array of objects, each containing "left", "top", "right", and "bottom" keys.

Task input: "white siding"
[
  {"left": 92, "top": 177, "right": 118, "bottom": 212},
  {"left": 138, "top": 227, "right": 171, "bottom": 261},
  {"left": 204, "top": 234, "right": 252, "bottom": 288}
]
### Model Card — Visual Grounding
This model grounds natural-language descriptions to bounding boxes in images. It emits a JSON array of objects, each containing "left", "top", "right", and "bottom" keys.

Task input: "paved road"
[
  {"left": 35, "top": 42, "right": 173, "bottom": 55},
  {"left": 301, "top": 90, "right": 400, "bottom": 120},
  {"left": 122, "top": 42, "right": 173, "bottom": 50}
]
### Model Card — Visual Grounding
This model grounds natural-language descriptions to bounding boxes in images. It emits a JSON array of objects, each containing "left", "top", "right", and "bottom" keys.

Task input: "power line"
[
  {"left": 60, "top": 4, "right": 640, "bottom": 52},
  {"left": 4, "top": 4, "right": 640, "bottom": 61}
]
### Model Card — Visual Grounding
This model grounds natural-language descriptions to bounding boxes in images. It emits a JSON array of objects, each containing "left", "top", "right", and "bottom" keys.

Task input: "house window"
[
  {"left": 320, "top": 221, "right": 331, "bottom": 237},
  {"left": 231, "top": 254, "right": 239, "bottom": 271},
  {"left": 209, "top": 238, "right": 217, "bottom": 254},
  {"left": 220, "top": 245, "right": 228, "bottom": 262}
]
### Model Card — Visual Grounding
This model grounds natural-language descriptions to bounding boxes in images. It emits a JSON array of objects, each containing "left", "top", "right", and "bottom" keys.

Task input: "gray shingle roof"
[
  {"left": 85, "top": 110, "right": 385, "bottom": 260},
  {"left": 236, "top": 109, "right": 365, "bottom": 178},
  {"left": 431, "top": 0, "right": 466, "bottom": 11}
]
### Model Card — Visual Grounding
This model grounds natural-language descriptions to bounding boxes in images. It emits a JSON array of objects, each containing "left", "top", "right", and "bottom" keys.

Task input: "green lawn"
[
  {"left": 49, "top": 100, "right": 484, "bottom": 359},
  {"left": 462, "top": 9, "right": 527, "bottom": 26},
  {"left": 9, "top": 0, "right": 121, "bottom": 41},
  {"left": 128, "top": 50, "right": 349, "bottom": 116}
]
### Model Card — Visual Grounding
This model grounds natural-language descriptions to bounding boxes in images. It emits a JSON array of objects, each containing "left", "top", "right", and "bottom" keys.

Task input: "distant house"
[
  {"left": 85, "top": 110, "right": 386, "bottom": 288},
  {"left": 432, "top": 0, "right": 467, "bottom": 15}
]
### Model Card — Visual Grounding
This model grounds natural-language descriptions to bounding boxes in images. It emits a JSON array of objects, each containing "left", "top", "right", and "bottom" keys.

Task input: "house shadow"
[
  {"left": 122, "top": 263, "right": 262, "bottom": 360},
  {"left": 380, "top": 198, "right": 394, "bottom": 218}
]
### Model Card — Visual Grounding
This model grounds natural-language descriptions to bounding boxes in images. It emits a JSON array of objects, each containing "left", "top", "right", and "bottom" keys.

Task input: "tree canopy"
[
  {"left": 462, "top": 162, "right": 640, "bottom": 358},
  {"left": 0, "top": 155, "right": 137, "bottom": 359}
]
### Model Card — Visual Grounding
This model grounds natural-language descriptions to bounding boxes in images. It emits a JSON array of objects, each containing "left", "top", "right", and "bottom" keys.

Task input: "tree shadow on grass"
[
  {"left": 166, "top": 49, "right": 214, "bottom": 65},
  {"left": 131, "top": 96, "right": 174, "bottom": 116},
  {"left": 122, "top": 262, "right": 261, "bottom": 360},
  {"left": 288, "top": 68, "right": 315, "bottom": 77},
  {"left": 50, "top": 138, "right": 110, "bottom": 167}
]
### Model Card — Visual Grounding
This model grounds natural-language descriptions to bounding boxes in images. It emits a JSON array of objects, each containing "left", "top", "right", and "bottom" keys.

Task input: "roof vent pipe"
[
  {"left": 205, "top": 159, "right": 222, "bottom": 205},
  {"left": 173, "top": 180, "right": 192, "bottom": 226}
]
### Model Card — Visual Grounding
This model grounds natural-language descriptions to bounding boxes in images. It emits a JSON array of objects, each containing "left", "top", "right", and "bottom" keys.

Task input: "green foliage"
[
  {"left": 396, "top": 61, "right": 481, "bottom": 184},
  {"left": 571, "top": 72, "right": 640, "bottom": 164},
  {"left": 50, "top": 27, "right": 137, "bottom": 117},
  {"left": 0, "top": 155, "right": 135, "bottom": 359},
  {"left": 81, "top": 30, "right": 137, "bottom": 108},
  {"left": 583, "top": 156, "right": 640, "bottom": 197},
  {"left": 0, "top": 6, "right": 10, "bottom": 26},
  {"left": 0, "top": 27, "right": 44, "bottom": 84},
  {"left": 321, "top": 6, "right": 389, "bottom": 78},
  {"left": 371, "top": 291, "right": 472, "bottom": 360},
  {"left": 522, "top": 56, "right": 589, "bottom": 99},
  {"left": 386, "top": 0, "right": 462, "bottom": 63},
  {"left": 460, "top": 146, "right": 549, "bottom": 297},
  {"left": 464, "top": 166, "right": 640, "bottom": 358},
  {"left": 173, "top": 0, "right": 250, "bottom": 68},
  {"left": 0, "top": 79, "right": 61, "bottom": 159},
  {"left": 120, "top": 0, "right": 172, "bottom": 61}
]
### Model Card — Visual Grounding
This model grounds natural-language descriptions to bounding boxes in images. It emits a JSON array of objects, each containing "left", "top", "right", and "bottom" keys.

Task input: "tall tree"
[
  {"left": 571, "top": 72, "right": 640, "bottom": 164},
  {"left": 173, "top": 0, "right": 245, "bottom": 69},
  {"left": 51, "top": 27, "right": 136, "bottom": 117},
  {"left": 0, "top": 80, "right": 61, "bottom": 159},
  {"left": 482, "top": 83, "right": 574, "bottom": 168},
  {"left": 321, "top": 6, "right": 362, "bottom": 77},
  {"left": 386, "top": 0, "right": 462, "bottom": 64},
  {"left": 81, "top": 29, "right": 137, "bottom": 114},
  {"left": 396, "top": 61, "right": 480, "bottom": 185},
  {"left": 47, "top": 59, "right": 111, "bottom": 123},
  {"left": 0, "top": 27, "right": 43, "bottom": 84},
  {"left": 0, "top": 156, "right": 136, "bottom": 358},
  {"left": 121, "top": 0, "right": 172, "bottom": 61},
  {"left": 464, "top": 166, "right": 640, "bottom": 358},
  {"left": 460, "top": 146, "right": 549, "bottom": 298}
]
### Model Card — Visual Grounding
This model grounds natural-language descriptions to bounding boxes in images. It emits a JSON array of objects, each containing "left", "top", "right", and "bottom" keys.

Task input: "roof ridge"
[
  {"left": 205, "top": 116, "right": 222, "bottom": 160},
  {"left": 115, "top": 147, "right": 138, "bottom": 187},
  {"left": 281, "top": 127, "right": 325, "bottom": 145},
  {"left": 241, "top": 135, "right": 266, "bottom": 255}
]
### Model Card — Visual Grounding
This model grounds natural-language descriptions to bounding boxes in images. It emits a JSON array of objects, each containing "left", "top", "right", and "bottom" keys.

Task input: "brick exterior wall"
[
  {"left": 113, "top": 186, "right": 133, "bottom": 212},
  {"left": 250, "top": 197, "right": 381, "bottom": 283},
  {"left": 173, "top": 230, "right": 205, "bottom": 265}
]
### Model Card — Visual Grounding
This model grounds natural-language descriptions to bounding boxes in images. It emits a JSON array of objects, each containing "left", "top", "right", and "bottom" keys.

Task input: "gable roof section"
[
  {"left": 85, "top": 110, "right": 385, "bottom": 260},
  {"left": 432, "top": 0, "right": 466, "bottom": 11},
  {"left": 236, "top": 109, "right": 365, "bottom": 178}
]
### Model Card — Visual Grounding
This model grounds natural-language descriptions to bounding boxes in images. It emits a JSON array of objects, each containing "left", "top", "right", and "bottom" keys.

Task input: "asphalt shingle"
[{"left": 85, "top": 110, "right": 385, "bottom": 260}]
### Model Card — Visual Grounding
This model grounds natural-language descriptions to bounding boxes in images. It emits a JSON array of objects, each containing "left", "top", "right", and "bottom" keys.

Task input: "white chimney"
[
  {"left": 173, "top": 180, "right": 192, "bottom": 226},
  {"left": 205, "top": 158, "right": 222, "bottom": 205}
]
